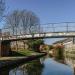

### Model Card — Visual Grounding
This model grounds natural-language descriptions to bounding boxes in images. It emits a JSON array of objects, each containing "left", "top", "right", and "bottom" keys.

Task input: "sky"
[
  {"left": 5, "top": 0, "right": 75, "bottom": 23},
  {"left": 1, "top": 0, "right": 75, "bottom": 44}
]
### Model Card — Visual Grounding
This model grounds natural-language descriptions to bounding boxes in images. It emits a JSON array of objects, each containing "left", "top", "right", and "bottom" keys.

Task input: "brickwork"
[{"left": 0, "top": 41, "right": 11, "bottom": 56}]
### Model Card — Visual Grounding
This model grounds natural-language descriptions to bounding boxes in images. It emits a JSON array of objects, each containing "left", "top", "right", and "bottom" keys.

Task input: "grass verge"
[{"left": 11, "top": 50, "right": 40, "bottom": 56}]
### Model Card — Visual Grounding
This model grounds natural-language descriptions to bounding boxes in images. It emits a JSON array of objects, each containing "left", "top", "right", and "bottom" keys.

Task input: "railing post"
[
  {"left": 52, "top": 24, "right": 55, "bottom": 32},
  {"left": 2, "top": 35, "right": 3, "bottom": 40},
  {"left": 73, "top": 37, "right": 75, "bottom": 44},
  {"left": 66, "top": 23, "right": 68, "bottom": 32},
  {"left": 1, "top": 32, "right": 3, "bottom": 40},
  {"left": 15, "top": 27, "right": 18, "bottom": 52}
]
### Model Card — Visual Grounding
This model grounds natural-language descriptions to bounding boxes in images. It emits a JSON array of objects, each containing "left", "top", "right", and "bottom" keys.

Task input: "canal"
[{"left": 0, "top": 56, "right": 74, "bottom": 75}]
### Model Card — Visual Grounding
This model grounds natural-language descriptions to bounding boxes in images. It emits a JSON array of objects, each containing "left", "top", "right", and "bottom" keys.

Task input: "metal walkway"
[{"left": 1, "top": 22, "right": 75, "bottom": 41}]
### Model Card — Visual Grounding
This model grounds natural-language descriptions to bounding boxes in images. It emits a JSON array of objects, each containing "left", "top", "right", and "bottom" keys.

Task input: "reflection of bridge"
[{"left": 1, "top": 22, "right": 75, "bottom": 56}]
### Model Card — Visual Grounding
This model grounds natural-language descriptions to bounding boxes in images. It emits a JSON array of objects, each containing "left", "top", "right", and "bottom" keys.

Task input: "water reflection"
[
  {"left": 65, "top": 57, "right": 75, "bottom": 75},
  {"left": 9, "top": 59, "right": 44, "bottom": 75},
  {"left": 42, "top": 58, "right": 73, "bottom": 75},
  {"left": 0, "top": 70, "right": 9, "bottom": 75},
  {"left": 0, "top": 56, "right": 74, "bottom": 75}
]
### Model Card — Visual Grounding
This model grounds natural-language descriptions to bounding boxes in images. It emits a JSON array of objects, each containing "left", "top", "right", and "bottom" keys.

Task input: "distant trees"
[
  {"left": 5, "top": 10, "right": 20, "bottom": 35},
  {"left": 28, "top": 39, "right": 44, "bottom": 52},
  {"left": 5, "top": 10, "right": 40, "bottom": 35},
  {"left": 20, "top": 10, "right": 40, "bottom": 34}
]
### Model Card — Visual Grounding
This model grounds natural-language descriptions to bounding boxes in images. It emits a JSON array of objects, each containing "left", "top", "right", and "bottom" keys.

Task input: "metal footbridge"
[{"left": 1, "top": 22, "right": 75, "bottom": 41}]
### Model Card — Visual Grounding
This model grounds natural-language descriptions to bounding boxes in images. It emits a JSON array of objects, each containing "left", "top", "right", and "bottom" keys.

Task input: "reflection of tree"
[
  {"left": 9, "top": 59, "right": 44, "bottom": 75},
  {"left": 25, "top": 60, "right": 44, "bottom": 75},
  {"left": 9, "top": 66, "right": 27, "bottom": 75},
  {"left": 0, "top": 70, "right": 9, "bottom": 75}
]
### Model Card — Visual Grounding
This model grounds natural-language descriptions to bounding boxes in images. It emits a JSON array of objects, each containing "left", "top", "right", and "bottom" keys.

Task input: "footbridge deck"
[
  {"left": 1, "top": 32, "right": 75, "bottom": 41},
  {"left": 1, "top": 22, "right": 75, "bottom": 41}
]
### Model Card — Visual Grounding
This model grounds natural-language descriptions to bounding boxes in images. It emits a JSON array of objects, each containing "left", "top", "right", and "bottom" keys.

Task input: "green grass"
[{"left": 11, "top": 50, "right": 40, "bottom": 56}]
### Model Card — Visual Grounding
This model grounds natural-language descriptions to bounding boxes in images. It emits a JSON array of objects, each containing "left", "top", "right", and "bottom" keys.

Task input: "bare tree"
[
  {"left": 5, "top": 10, "right": 20, "bottom": 51},
  {"left": 6, "top": 10, "right": 20, "bottom": 35},
  {"left": 19, "top": 10, "right": 40, "bottom": 50},
  {"left": 6, "top": 10, "right": 40, "bottom": 35},
  {"left": 0, "top": 0, "right": 5, "bottom": 39},
  {"left": 5, "top": 9, "right": 40, "bottom": 51},
  {"left": 0, "top": 0, "right": 5, "bottom": 21},
  {"left": 19, "top": 10, "right": 40, "bottom": 34}
]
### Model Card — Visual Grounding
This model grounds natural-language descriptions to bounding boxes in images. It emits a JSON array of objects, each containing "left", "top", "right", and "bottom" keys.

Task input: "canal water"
[{"left": 1, "top": 56, "right": 74, "bottom": 75}]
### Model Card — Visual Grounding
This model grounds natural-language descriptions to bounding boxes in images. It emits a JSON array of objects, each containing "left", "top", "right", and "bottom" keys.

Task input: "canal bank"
[
  {"left": 0, "top": 52, "right": 47, "bottom": 70},
  {"left": 1, "top": 56, "right": 73, "bottom": 75}
]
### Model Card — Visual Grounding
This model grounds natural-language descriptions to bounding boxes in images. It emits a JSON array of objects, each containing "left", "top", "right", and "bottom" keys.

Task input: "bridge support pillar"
[{"left": 0, "top": 41, "right": 11, "bottom": 56}]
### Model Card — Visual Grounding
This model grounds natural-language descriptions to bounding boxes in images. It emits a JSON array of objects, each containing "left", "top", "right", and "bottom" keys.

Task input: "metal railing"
[{"left": 1, "top": 22, "right": 75, "bottom": 40}]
